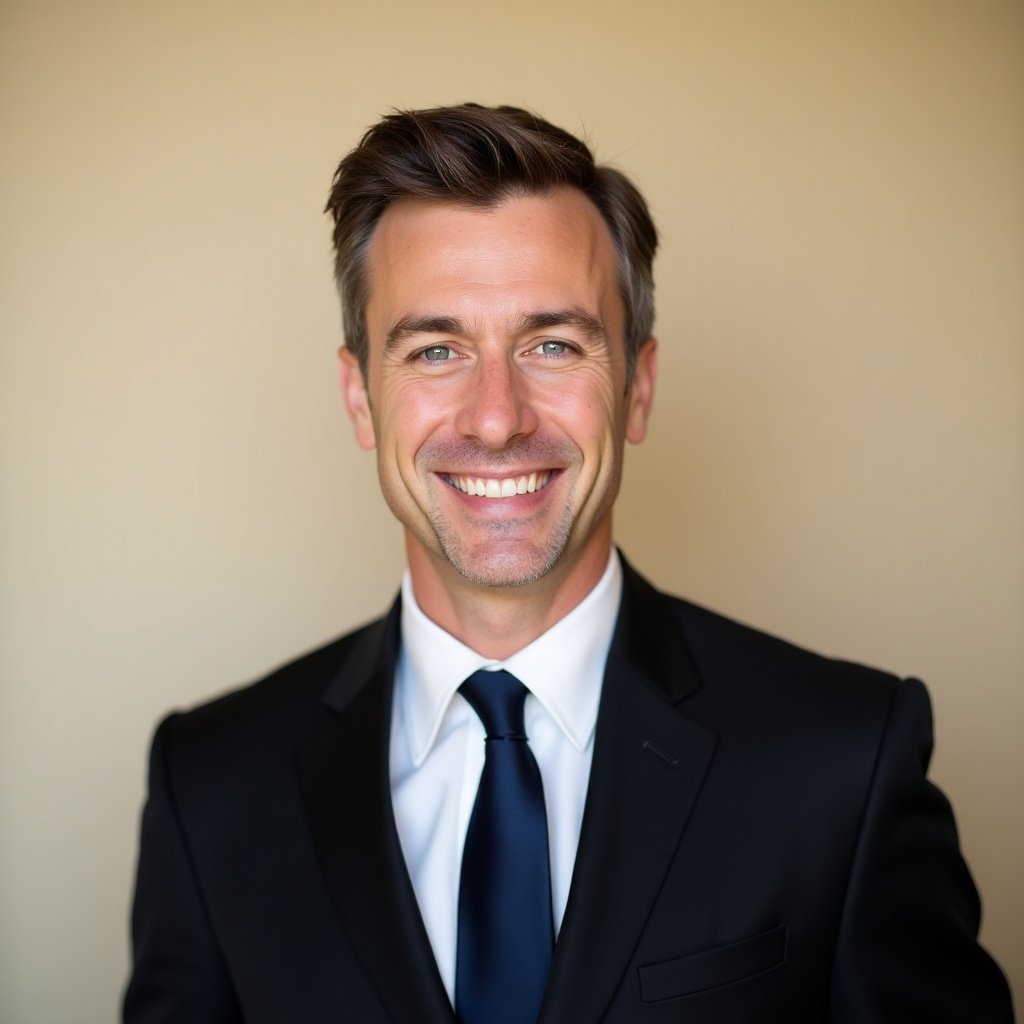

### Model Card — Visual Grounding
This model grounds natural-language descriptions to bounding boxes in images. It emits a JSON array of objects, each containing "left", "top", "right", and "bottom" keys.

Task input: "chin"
[{"left": 442, "top": 537, "right": 569, "bottom": 589}]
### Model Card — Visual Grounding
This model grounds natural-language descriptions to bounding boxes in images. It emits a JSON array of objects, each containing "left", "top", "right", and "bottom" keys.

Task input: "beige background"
[{"left": 2, "top": 1, "right": 1021, "bottom": 1020}]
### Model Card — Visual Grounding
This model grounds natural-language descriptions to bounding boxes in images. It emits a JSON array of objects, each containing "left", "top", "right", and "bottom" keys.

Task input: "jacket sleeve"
[
  {"left": 122, "top": 714, "right": 244, "bottom": 1024},
  {"left": 829, "top": 678, "right": 1015, "bottom": 1022}
]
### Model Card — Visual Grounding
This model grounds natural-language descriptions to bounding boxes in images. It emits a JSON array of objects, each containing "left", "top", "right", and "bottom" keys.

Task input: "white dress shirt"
[{"left": 389, "top": 550, "right": 623, "bottom": 1003}]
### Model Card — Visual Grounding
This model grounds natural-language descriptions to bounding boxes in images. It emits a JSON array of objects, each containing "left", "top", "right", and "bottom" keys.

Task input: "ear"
[
  {"left": 338, "top": 346, "right": 376, "bottom": 451},
  {"left": 625, "top": 337, "right": 657, "bottom": 444}
]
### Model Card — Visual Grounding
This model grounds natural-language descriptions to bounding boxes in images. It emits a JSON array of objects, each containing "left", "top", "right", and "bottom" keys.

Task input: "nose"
[{"left": 454, "top": 355, "right": 539, "bottom": 449}]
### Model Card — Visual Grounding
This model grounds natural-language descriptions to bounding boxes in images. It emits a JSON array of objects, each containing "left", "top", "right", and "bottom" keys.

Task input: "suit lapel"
[
  {"left": 540, "top": 561, "right": 719, "bottom": 1023},
  {"left": 294, "top": 563, "right": 715, "bottom": 1023},
  {"left": 295, "top": 602, "right": 455, "bottom": 1024}
]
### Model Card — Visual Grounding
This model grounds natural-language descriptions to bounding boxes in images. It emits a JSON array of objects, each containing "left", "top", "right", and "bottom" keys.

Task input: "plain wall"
[{"left": 1, "top": 1, "right": 1021, "bottom": 1019}]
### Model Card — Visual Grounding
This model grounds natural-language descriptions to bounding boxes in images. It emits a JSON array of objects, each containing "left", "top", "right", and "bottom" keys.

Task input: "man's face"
[{"left": 341, "top": 188, "right": 655, "bottom": 592}]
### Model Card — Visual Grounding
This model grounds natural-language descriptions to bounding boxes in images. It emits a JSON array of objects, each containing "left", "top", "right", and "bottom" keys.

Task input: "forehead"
[{"left": 363, "top": 189, "right": 622, "bottom": 334}]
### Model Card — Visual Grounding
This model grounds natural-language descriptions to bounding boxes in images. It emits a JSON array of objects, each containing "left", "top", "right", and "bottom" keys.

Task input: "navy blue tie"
[{"left": 455, "top": 670, "right": 553, "bottom": 1024}]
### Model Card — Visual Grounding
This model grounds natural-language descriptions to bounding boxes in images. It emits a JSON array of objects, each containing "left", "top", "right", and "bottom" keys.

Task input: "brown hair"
[{"left": 325, "top": 103, "right": 657, "bottom": 381}]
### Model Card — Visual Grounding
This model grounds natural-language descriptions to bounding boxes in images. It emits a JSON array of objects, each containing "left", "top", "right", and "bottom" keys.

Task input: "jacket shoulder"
[
  {"left": 618, "top": 562, "right": 912, "bottom": 751},
  {"left": 674, "top": 593, "right": 900, "bottom": 692},
  {"left": 157, "top": 609, "right": 392, "bottom": 761}
]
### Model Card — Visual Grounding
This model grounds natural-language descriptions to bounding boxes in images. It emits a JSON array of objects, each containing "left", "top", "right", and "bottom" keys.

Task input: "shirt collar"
[{"left": 398, "top": 549, "right": 623, "bottom": 766}]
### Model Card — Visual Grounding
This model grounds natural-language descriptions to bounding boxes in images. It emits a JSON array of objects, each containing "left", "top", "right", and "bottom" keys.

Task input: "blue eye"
[
  {"left": 422, "top": 345, "right": 451, "bottom": 362},
  {"left": 537, "top": 341, "right": 568, "bottom": 355}
]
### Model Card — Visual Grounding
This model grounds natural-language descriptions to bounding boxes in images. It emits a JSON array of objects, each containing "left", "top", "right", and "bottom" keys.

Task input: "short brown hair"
[{"left": 325, "top": 103, "right": 657, "bottom": 381}]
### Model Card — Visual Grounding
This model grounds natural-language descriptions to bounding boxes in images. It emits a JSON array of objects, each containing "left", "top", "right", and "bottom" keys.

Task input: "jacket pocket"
[{"left": 638, "top": 923, "right": 788, "bottom": 1002}]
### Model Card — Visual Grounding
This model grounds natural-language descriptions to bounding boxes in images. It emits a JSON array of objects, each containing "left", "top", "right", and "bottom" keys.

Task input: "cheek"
[
  {"left": 539, "top": 377, "right": 622, "bottom": 448},
  {"left": 376, "top": 382, "right": 450, "bottom": 460}
]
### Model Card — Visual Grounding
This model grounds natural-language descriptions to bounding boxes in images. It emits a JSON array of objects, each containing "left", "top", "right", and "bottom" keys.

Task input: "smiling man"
[
  {"left": 124, "top": 105, "right": 1013, "bottom": 1023},
  {"left": 342, "top": 188, "right": 654, "bottom": 652}
]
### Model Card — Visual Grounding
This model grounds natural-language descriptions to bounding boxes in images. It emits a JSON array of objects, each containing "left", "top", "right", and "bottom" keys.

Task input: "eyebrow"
[
  {"left": 515, "top": 308, "right": 607, "bottom": 340},
  {"left": 385, "top": 315, "right": 464, "bottom": 350},
  {"left": 384, "top": 307, "right": 607, "bottom": 350}
]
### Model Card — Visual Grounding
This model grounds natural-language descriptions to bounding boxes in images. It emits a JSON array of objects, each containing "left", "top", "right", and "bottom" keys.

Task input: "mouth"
[{"left": 444, "top": 471, "right": 555, "bottom": 499}]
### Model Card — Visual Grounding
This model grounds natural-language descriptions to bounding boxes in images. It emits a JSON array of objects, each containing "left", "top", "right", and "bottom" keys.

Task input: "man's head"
[
  {"left": 327, "top": 105, "right": 658, "bottom": 608},
  {"left": 325, "top": 104, "right": 657, "bottom": 384}
]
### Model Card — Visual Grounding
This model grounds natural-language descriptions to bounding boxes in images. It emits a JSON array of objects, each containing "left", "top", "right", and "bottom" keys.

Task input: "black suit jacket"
[{"left": 124, "top": 561, "right": 1014, "bottom": 1022}]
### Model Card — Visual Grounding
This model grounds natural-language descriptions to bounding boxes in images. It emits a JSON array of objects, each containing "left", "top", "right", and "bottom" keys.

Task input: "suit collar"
[
  {"left": 319, "top": 598, "right": 399, "bottom": 715},
  {"left": 611, "top": 553, "right": 704, "bottom": 704}
]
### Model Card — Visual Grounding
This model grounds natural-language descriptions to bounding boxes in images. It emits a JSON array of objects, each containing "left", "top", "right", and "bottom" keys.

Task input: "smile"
[{"left": 446, "top": 471, "right": 554, "bottom": 498}]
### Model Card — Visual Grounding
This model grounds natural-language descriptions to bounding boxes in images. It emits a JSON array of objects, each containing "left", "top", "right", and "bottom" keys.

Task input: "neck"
[{"left": 405, "top": 532, "right": 613, "bottom": 660}]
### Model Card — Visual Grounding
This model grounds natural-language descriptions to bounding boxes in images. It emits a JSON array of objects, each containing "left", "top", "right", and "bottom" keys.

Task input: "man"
[{"left": 124, "top": 104, "right": 1014, "bottom": 1022}]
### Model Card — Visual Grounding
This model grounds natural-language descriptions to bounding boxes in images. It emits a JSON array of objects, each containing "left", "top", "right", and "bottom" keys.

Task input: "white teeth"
[{"left": 448, "top": 472, "right": 553, "bottom": 498}]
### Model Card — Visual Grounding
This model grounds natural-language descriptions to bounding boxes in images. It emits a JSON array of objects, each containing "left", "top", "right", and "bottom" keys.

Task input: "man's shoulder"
[
  {"left": 624, "top": 571, "right": 931, "bottom": 778},
  {"left": 156, "top": 609, "right": 392, "bottom": 758},
  {"left": 627, "top": 565, "right": 910, "bottom": 720},
  {"left": 678, "top": 591, "right": 899, "bottom": 687}
]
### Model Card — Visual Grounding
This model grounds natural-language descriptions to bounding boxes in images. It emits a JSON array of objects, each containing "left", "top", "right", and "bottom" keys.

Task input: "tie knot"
[{"left": 459, "top": 669, "right": 528, "bottom": 739}]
